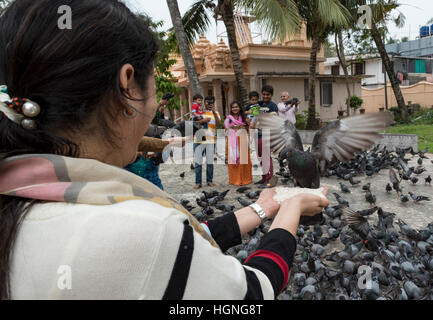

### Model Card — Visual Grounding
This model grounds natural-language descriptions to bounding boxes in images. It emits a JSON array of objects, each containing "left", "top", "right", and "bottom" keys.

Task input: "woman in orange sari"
[{"left": 224, "top": 101, "right": 253, "bottom": 186}]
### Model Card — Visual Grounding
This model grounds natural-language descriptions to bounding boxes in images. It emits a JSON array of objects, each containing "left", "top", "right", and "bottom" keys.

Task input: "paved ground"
[{"left": 160, "top": 149, "right": 433, "bottom": 230}]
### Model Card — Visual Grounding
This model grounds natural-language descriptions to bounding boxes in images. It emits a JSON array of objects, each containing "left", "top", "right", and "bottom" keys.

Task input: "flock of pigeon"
[{"left": 178, "top": 144, "right": 433, "bottom": 300}]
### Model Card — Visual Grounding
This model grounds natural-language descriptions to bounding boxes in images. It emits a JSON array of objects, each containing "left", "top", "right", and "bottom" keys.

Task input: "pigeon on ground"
[
  {"left": 237, "top": 197, "right": 253, "bottom": 207},
  {"left": 333, "top": 192, "right": 349, "bottom": 207},
  {"left": 408, "top": 192, "right": 430, "bottom": 203},
  {"left": 362, "top": 183, "right": 371, "bottom": 192},
  {"left": 389, "top": 168, "right": 402, "bottom": 197},
  {"left": 357, "top": 207, "right": 378, "bottom": 217},
  {"left": 339, "top": 182, "right": 351, "bottom": 193},
  {"left": 413, "top": 167, "right": 426, "bottom": 175},
  {"left": 215, "top": 204, "right": 235, "bottom": 212},
  {"left": 236, "top": 186, "right": 251, "bottom": 193},
  {"left": 418, "top": 147, "right": 429, "bottom": 159},
  {"left": 365, "top": 190, "right": 376, "bottom": 206},
  {"left": 386, "top": 183, "right": 392, "bottom": 193},
  {"left": 400, "top": 194, "right": 410, "bottom": 203},
  {"left": 348, "top": 176, "right": 361, "bottom": 186}
]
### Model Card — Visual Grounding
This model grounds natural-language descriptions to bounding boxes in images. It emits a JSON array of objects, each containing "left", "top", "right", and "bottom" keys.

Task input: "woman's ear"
[{"left": 119, "top": 64, "right": 136, "bottom": 95}]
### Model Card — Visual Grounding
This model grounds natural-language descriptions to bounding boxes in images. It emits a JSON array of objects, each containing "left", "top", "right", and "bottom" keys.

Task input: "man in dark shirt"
[{"left": 246, "top": 85, "right": 278, "bottom": 186}]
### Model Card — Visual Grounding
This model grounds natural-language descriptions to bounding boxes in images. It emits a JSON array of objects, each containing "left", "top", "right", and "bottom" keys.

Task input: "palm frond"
[
  {"left": 393, "top": 10, "right": 405, "bottom": 29},
  {"left": 317, "top": 0, "right": 351, "bottom": 29},
  {"left": 238, "top": 0, "right": 302, "bottom": 42},
  {"left": 181, "top": 0, "right": 212, "bottom": 45}
]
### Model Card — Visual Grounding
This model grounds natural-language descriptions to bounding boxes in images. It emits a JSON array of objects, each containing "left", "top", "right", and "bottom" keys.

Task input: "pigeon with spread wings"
[{"left": 255, "top": 112, "right": 393, "bottom": 188}]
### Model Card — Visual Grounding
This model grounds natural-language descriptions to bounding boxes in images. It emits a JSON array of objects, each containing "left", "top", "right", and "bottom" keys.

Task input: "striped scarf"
[{"left": 0, "top": 154, "right": 218, "bottom": 248}]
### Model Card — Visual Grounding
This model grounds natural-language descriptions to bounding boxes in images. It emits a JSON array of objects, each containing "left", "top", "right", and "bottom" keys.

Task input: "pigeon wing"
[
  {"left": 342, "top": 207, "right": 371, "bottom": 236},
  {"left": 389, "top": 168, "right": 400, "bottom": 185},
  {"left": 255, "top": 113, "right": 304, "bottom": 154},
  {"left": 398, "top": 157, "right": 410, "bottom": 174},
  {"left": 311, "top": 112, "right": 393, "bottom": 167}
]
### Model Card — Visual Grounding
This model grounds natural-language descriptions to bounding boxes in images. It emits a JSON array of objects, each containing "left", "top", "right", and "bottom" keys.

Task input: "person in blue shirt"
[{"left": 246, "top": 85, "right": 278, "bottom": 186}]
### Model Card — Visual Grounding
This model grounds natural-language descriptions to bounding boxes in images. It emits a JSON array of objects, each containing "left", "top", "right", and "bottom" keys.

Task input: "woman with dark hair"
[
  {"left": 0, "top": 0, "right": 329, "bottom": 300},
  {"left": 224, "top": 101, "right": 252, "bottom": 186}
]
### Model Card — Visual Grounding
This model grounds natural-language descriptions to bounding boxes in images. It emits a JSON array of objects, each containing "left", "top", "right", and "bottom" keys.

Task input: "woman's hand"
[
  {"left": 255, "top": 188, "right": 281, "bottom": 220},
  {"left": 269, "top": 187, "right": 329, "bottom": 236},
  {"left": 286, "top": 187, "right": 329, "bottom": 216}
]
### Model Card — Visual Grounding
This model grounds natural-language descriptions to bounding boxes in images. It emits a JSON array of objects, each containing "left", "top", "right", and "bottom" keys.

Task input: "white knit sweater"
[{"left": 10, "top": 200, "right": 278, "bottom": 300}]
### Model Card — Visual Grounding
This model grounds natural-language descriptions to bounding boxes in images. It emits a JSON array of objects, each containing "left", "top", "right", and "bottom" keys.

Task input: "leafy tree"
[{"left": 139, "top": 15, "right": 184, "bottom": 121}]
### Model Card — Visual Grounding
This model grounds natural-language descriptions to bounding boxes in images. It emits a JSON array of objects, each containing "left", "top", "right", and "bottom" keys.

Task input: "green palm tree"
[
  {"left": 182, "top": 0, "right": 302, "bottom": 107},
  {"left": 354, "top": 0, "right": 408, "bottom": 122},
  {"left": 293, "top": 0, "right": 351, "bottom": 129}
]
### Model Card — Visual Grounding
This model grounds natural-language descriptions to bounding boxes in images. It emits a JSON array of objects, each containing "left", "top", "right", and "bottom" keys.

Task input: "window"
[
  {"left": 320, "top": 81, "right": 333, "bottom": 106},
  {"left": 304, "top": 79, "right": 309, "bottom": 101},
  {"left": 261, "top": 78, "right": 267, "bottom": 88},
  {"left": 352, "top": 62, "right": 365, "bottom": 75},
  {"left": 331, "top": 65, "right": 340, "bottom": 76}
]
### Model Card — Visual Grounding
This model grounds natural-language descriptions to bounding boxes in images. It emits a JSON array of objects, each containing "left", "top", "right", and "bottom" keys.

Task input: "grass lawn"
[{"left": 385, "top": 124, "right": 433, "bottom": 152}]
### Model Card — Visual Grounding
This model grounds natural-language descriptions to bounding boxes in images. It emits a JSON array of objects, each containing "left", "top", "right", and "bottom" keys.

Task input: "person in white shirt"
[{"left": 277, "top": 92, "right": 299, "bottom": 125}]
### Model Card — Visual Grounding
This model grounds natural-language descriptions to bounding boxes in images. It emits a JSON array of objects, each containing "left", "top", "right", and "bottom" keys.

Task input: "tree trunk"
[
  {"left": 306, "top": 35, "right": 320, "bottom": 130},
  {"left": 220, "top": 1, "right": 249, "bottom": 107},
  {"left": 335, "top": 32, "right": 351, "bottom": 116},
  {"left": 370, "top": 23, "right": 409, "bottom": 122},
  {"left": 166, "top": 0, "right": 203, "bottom": 97}
]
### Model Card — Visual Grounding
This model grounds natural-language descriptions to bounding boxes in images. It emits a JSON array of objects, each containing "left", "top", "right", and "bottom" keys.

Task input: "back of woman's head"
[{"left": 0, "top": 0, "right": 158, "bottom": 158}]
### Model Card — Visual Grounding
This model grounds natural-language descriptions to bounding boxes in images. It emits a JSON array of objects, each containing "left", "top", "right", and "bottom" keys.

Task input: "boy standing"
[
  {"left": 249, "top": 85, "right": 278, "bottom": 186},
  {"left": 193, "top": 96, "right": 221, "bottom": 189}
]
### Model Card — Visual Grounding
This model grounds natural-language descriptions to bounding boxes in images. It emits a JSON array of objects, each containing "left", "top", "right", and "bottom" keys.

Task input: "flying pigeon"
[{"left": 256, "top": 112, "right": 393, "bottom": 188}]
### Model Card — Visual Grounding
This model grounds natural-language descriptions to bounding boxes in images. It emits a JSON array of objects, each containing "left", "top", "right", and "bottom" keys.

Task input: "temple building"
[{"left": 169, "top": 16, "right": 366, "bottom": 123}]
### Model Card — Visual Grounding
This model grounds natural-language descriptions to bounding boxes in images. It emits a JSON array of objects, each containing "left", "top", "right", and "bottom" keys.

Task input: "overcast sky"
[{"left": 125, "top": 0, "right": 433, "bottom": 44}]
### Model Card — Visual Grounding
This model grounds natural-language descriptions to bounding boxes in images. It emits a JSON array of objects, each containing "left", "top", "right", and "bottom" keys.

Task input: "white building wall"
[
  {"left": 362, "top": 59, "right": 386, "bottom": 87},
  {"left": 325, "top": 57, "right": 388, "bottom": 88}
]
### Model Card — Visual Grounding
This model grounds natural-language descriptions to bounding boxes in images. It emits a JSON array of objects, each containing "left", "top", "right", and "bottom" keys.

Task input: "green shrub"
[
  {"left": 411, "top": 107, "right": 433, "bottom": 125},
  {"left": 295, "top": 113, "right": 306, "bottom": 130},
  {"left": 349, "top": 95, "right": 363, "bottom": 111}
]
